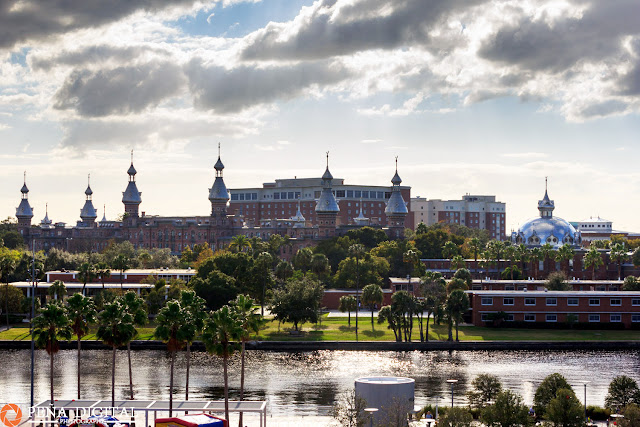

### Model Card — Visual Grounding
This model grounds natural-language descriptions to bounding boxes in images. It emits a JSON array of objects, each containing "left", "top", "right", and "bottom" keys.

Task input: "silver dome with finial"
[
  {"left": 315, "top": 152, "right": 340, "bottom": 213},
  {"left": 385, "top": 157, "right": 408, "bottom": 215}
]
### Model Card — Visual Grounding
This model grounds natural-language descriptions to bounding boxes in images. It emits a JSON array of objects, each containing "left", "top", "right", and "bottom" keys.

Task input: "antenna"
[
  {"left": 88, "top": 173, "right": 91, "bottom": 186},
  {"left": 218, "top": 142, "right": 221, "bottom": 158},
  {"left": 395, "top": 156, "right": 398, "bottom": 172},
  {"left": 23, "top": 171, "right": 26, "bottom": 184},
  {"left": 131, "top": 149, "right": 133, "bottom": 164},
  {"left": 545, "top": 176, "right": 548, "bottom": 192},
  {"left": 326, "top": 151, "right": 329, "bottom": 168}
]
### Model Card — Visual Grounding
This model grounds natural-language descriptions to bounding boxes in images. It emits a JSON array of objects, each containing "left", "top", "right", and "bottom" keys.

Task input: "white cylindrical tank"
[{"left": 355, "top": 377, "right": 415, "bottom": 425}]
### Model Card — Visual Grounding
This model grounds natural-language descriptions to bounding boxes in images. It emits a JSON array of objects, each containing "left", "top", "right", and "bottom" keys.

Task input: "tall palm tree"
[
  {"left": 609, "top": 243, "right": 627, "bottom": 280},
  {"left": 503, "top": 245, "right": 516, "bottom": 280},
  {"left": 77, "top": 262, "right": 96, "bottom": 296},
  {"left": 95, "top": 263, "right": 111, "bottom": 290},
  {"left": 420, "top": 271, "right": 446, "bottom": 342},
  {"left": 154, "top": 300, "right": 189, "bottom": 416},
  {"left": 112, "top": 254, "right": 131, "bottom": 289},
  {"left": 515, "top": 244, "right": 530, "bottom": 278},
  {"left": 202, "top": 305, "right": 243, "bottom": 423},
  {"left": 445, "top": 290, "right": 469, "bottom": 342},
  {"left": 468, "top": 237, "right": 482, "bottom": 279},
  {"left": 48, "top": 280, "right": 67, "bottom": 301},
  {"left": 530, "top": 247, "right": 542, "bottom": 280},
  {"left": 179, "top": 290, "right": 207, "bottom": 401},
  {"left": 556, "top": 244, "right": 575, "bottom": 277},
  {"left": 338, "top": 295, "right": 357, "bottom": 327},
  {"left": 229, "top": 235, "right": 251, "bottom": 253},
  {"left": 361, "top": 284, "right": 383, "bottom": 328},
  {"left": 96, "top": 300, "right": 136, "bottom": 406},
  {"left": 255, "top": 252, "right": 274, "bottom": 316},
  {"left": 584, "top": 246, "right": 604, "bottom": 280},
  {"left": 231, "top": 294, "right": 262, "bottom": 427},
  {"left": 485, "top": 240, "right": 505, "bottom": 278},
  {"left": 540, "top": 243, "right": 556, "bottom": 276},
  {"left": 274, "top": 260, "right": 294, "bottom": 284},
  {"left": 121, "top": 291, "right": 147, "bottom": 400},
  {"left": 348, "top": 243, "right": 365, "bottom": 342},
  {"left": 442, "top": 240, "right": 459, "bottom": 273},
  {"left": 66, "top": 293, "right": 96, "bottom": 399},
  {"left": 32, "top": 302, "right": 72, "bottom": 407}
]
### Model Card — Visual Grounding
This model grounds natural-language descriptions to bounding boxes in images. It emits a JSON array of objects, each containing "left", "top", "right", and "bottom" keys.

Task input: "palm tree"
[
  {"left": 310, "top": 253, "right": 330, "bottom": 276},
  {"left": 48, "top": 280, "right": 67, "bottom": 301},
  {"left": 442, "top": 241, "right": 459, "bottom": 273},
  {"left": 96, "top": 300, "right": 136, "bottom": 406},
  {"left": 530, "top": 247, "right": 542, "bottom": 280},
  {"left": 274, "top": 260, "right": 294, "bottom": 284},
  {"left": 420, "top": 271, "right": 446, "bottom": 342},
  {"left": 445, "top": 290, "right": 469, "bottom": 342},
  {"left": 609, "top": 243, "right": 627, "bottom": 280},
  {"left": 231, "top": 294, "right": 262, "bottom": 427},
  {"left": 556, "top": 244, "right": 575, "bottom": 277},
  {"left": 468, "top": 237, "right": 482, "bottom": 279},
  {"left": 540, "top": 243, "right": 556, "bottom": 276},
  {"left": 202, "top": 305, "right": 243, "bottom": 423},
  {"left": 0, "top": 248, "right": 20, "bottom": 327},
  {"left": 503, "top": 245, "right": 516, "bottom": 280},
  {"left": 32, "top": 302, "right": 72, "bottom": 407},
  {"left": 361, "top": 284, "right": 383, "bottom": 328},
  {"left": 112, "top": 254, "right": 131, "bottom": 289},
  {"left": 515, "top": 244, "right": 530, "bottom": 278},
  {"left": 229, "top": 235, "right": 251, "bottom": 253},
  {"left": 179, "top": 290, "right": 207, "bottom": 401},
  {"left": 95, "top": 263, "right": 111, "bottom": 290},
  {"left": 348, "top": 243, "right": 365, "bottom": 342},
  {"left": 66, "top": 293, "right": 96, "bottom": 399},
  {"left": 121, "top": 291, "right": 147, "bottom": 400},
  {"left": 338, "top": 295, "right": 357, "bottom": 327},
  {"left": 584, "top": 246, "right": 604, "bottom": 280},
  {"left": 255, "top": 252, "right": 274, "bottom": 316},
  {"left": 154, "top": 300, "right": 189, "bottom": 416},
  {"left": 485, "top": 240, "right": 505, "bottom": 278},
  {"left": 77, "top": 262, "right": 96, "bottom": 296}
]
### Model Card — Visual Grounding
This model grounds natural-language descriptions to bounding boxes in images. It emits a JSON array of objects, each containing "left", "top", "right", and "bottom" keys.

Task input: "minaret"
[
  {"left": 354, "top": 198, "right": 370, "bottom": 226},
  {"left": 208, "top": 143, "right": 230, "bottom": 217},
  {"left": 122, "top": 150, "right": 142, "bottom": 220},
  {"left": 40, "top": 203, "right": 53, "bottom": 229},
  {"left": 384, "top": 157, "right": 408, "bottom": 238},
  {"left": 80, "top": 174, "right": 98, "bottom": 226},
  {"left": 315, "top": 152, "right": 340, "bottom": 237},
  {"left": 538, "top": 177, "right": 555, "bottom": 218},
  {"left": 16, "top": 171, "right": 34, "bottom": 230}
]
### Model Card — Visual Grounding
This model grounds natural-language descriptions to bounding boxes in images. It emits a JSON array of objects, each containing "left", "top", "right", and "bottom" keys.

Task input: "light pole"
[
  {"left": 446, "top": 379, "right": 458, "bottom": 407},
  {"left": 583, "top": 381, "right": 590, "bottom": 423},
  {"left": 364, "top": 407, "right": 378, "bottom": 427},
  {"left": 434, "top": 395, "right": 441, "bottom": 420},
  {"left": 406, "top": 274, "right": 411, "bottom": 293},
  {"left": 30, "top": 238, "right": 36, "bottom": 409}
]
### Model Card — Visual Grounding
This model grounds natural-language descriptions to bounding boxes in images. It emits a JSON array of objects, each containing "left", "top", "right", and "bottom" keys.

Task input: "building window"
[
  {"left": 505, "top": 285, "right": 515, "bottom": 291},
  {"left": 481, "top": 297, "right": 493, "bottom": 306},
  {"left": 506, "top": 314, "right": 514, "bottom": 322},
  {"left": 546, "top": 314, "right": 557, "bottom": 322},
  {"left": 633, "top": 299, "right": 640, "bottom": 306},
  {"left": 525, "top": 298, "right": 536, "bottom": 306},
  {"left": 610, "top": 298, "right": 621, "bottom": 306},
  {"left": 546, "top": 298, "right": 557, "bottom": 306},
  {"left": 589, "top": 298, "right": 600, "bottom": 306},
  {"left": 589, "top": 314, "right": 600, "bottom": 323},
  {"left": 632, "top": 314, "right": 640, "bottom": 323},
  {"left": 524, "top": 314, "right": 535, "bottom": 322},
  {"left": 336, "top": 190, "right": 345, "bottom": 198},
  {"left": 610, "top": 314, "right": 622, "bottom": 323},
  {"left": 503, "top": 298, "right": 514, "bottom": 306}
]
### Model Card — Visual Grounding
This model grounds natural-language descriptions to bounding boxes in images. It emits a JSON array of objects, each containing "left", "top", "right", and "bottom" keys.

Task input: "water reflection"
[{"left": 1, "top": 348, "right": 639, "bottom": 419}]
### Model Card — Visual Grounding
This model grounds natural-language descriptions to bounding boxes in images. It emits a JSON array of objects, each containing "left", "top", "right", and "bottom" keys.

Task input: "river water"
[{"left": 1, "top": 349, "right": 639, "bottom": 425}]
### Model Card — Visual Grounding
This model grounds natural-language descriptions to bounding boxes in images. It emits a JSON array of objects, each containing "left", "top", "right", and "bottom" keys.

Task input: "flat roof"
[
  {"left": 47, "top": 269, "right": 196, "bottom": 275},
  {"left": 467, "top": 290, "right": 640, "bottom": 297}
]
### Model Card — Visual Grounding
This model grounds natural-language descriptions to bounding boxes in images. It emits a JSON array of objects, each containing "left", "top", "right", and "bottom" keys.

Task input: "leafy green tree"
[
  {"left": 154, "top": 299, "right": 190, "bottom": 416},
  {"left": 546, "top": 271, "right": 571, "bottom": 291},
  {"left": 97, "top": 300, "right": 136, "bottom": 406},
  {"left": 481, "top": 389, "right": 533, "bottom": 427},
  {"left": 66, "top": 293, "right": 96, "bottom": 399},
  {"left": 270, "top": 277, "right": 324, "bottom": 331},
  {"left": 121, "top": 291, "right": 147, "bottom": 400},
  {"left": 179, "top": 290, "right": 207, "bottom": 400},
  {"left": 192, "top": 270, "right": 238, "bottom": 310},
  {"left": 609, "top": 243, "right": 627, "bottom": 280},
  {"left": 334, "top": 254, "right": 389, "bottom": 289},
  {"left": 361, "top": 284, "right": 383, "bottom": 328},
  {"left": 439, "top": 407, "right": 473, "bottom": 427},
  {"left": 330, "top": 389, "right": 370, "bottom": 427},
  {"left": 453, "top": 268, "right": 473, "bottom": 288},
  {"left": 231, "top": 294, "right": 262, "bottom": 427},
  {"left": 545, "top": 388, "right": 585, "bottom": 426},
  {"left": 467, "top": 374, "right": 503, "bottom": 409},
  {"left": 202, "top": 305, "right": 243, "bottom": 422},
  {"left": 445, "top": 289, "right": 469, "bottom": 341},
  {"left": 345, "top": 226, "right": 389, "bottom": 249},
  {"left": 442, "top": 240, "right": 459, "bottom": 264},
  {"left": 32, "top": 302, "right": 72, "bottom": 405},
  {"left": 633, "top": 247, "right": 640, "bottom": 268},
  {"left": 534, "top": 373, "right": 572, "bottom": 416},
  {"left": 0, "top": 247, "right": 21, "bottom": 327},
  {"left": 623, "top": 276, "right": 640, "bottom": 291},
  {"left": 338, "top": 295, "right": 357, "bottom": 327},
  {"left": 605, "top": 375, "right": 640, "bottom": 411},
  {"left": 112, "top": 254, "right": 131, "bottom": 289},
  {"left": 275, "top": 260, "right": 294, "bottom": 283},
  {"left": 48, "top": 280, "right": 67, "bottom": 301},
  {"left": 447, "top": 277, "right": 469, "bottom": 294},
  {"left": 620, "top": 404, "right": 640, "bottom": 427},
  {"left": 584, "top": 246, "right": 604, "bottom": 280}
]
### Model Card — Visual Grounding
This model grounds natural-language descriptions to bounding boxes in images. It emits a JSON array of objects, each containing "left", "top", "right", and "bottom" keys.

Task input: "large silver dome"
[{"left": 511, "top": 183, "right": 581, "bottom": 248}]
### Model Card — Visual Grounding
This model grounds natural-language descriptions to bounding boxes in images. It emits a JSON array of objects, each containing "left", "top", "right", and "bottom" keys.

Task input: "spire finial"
[
  {"left": 88, "top": 173, "right": 90, "bottom": 186},
  {"left": 46, "top": 203, "right": 48, "bottom": 214},
  {"left": 131, "top": 149, "right": 133, "bottom": 164},
  {"left": 326, "top": 151, "right": 329, "bottom": 168},
  {"left": 104, "top": 204, "right": 106, "bottom": 215},
  {"left": 545, "top": 176, "right": 547, "bottom": 192},
  {"left": 23, "top": 171, "right": 26, "bottom": 184},
  {"left": 218, "top": 142, "right": 221, "bottom": 158},
  {"left": 395, "top": 156, "right": 398, "bottom": 172}
]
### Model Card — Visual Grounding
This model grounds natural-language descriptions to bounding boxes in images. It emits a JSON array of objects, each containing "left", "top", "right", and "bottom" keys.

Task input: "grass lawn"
[{"left": 2, "top": 316, "right": 640, "bottom": 342}]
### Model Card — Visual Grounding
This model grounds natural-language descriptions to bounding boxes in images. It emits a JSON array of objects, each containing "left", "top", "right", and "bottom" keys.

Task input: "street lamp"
[
  {"left": 406, "top": 274, "right": 411, "bottom": 293},
  {"left": 582, "top": 381, "right": 590, "bottom": 423},
  {"left": 446, "top": 379, "right": 458, "bottom": 407},
  {"left": 364, "top": 407, "right": 378, "bottom": 427},
  {"left": 433, "top": 395, "right": 442, "bottom": 420}
]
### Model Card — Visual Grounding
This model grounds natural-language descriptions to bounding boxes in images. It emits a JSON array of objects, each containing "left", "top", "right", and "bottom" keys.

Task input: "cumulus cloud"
[
  {"left": 0, "top": 0, "right": 207, "bottom": 49},
  {"left": 53, "top": 61, "right": 186, "bottom": 117},
  {"left": 240, "top": 0, "right": 482, "bottom": 61},
  {"left": 184, "top": 59, "right": 351, "bottom": 113},
  {"left": 30, "top": 45, "right": 171, "bottom": 71}
]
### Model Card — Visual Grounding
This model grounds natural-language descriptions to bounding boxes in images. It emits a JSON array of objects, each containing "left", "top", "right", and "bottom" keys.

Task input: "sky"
[{"left": 0, "top": 0, "right": 639, "bottom": 234}]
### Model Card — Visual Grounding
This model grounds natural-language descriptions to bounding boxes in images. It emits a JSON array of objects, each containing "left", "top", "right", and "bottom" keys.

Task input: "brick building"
[{"left": 411, "top": 194, "right": 506, "bottom": 240}]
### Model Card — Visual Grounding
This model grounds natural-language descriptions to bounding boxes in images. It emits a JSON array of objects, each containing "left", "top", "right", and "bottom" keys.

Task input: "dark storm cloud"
[
  {"left": 240, "top": 0, "right": 484, "bottom": 61},
  {"left": 31, "top": 45, "right": 171, "bottom": 71},
  {"left": 184, "top": 59, "right": 351, "bottom": 113},
  {"left": 0, "top": 0, "right": 201, "bottom": 49},
  {"left": 479, "top": 0, "right": 640, "bottom": 72},
  {"left": 53, "top": 61, "right": 185, "bottom": 117}
]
